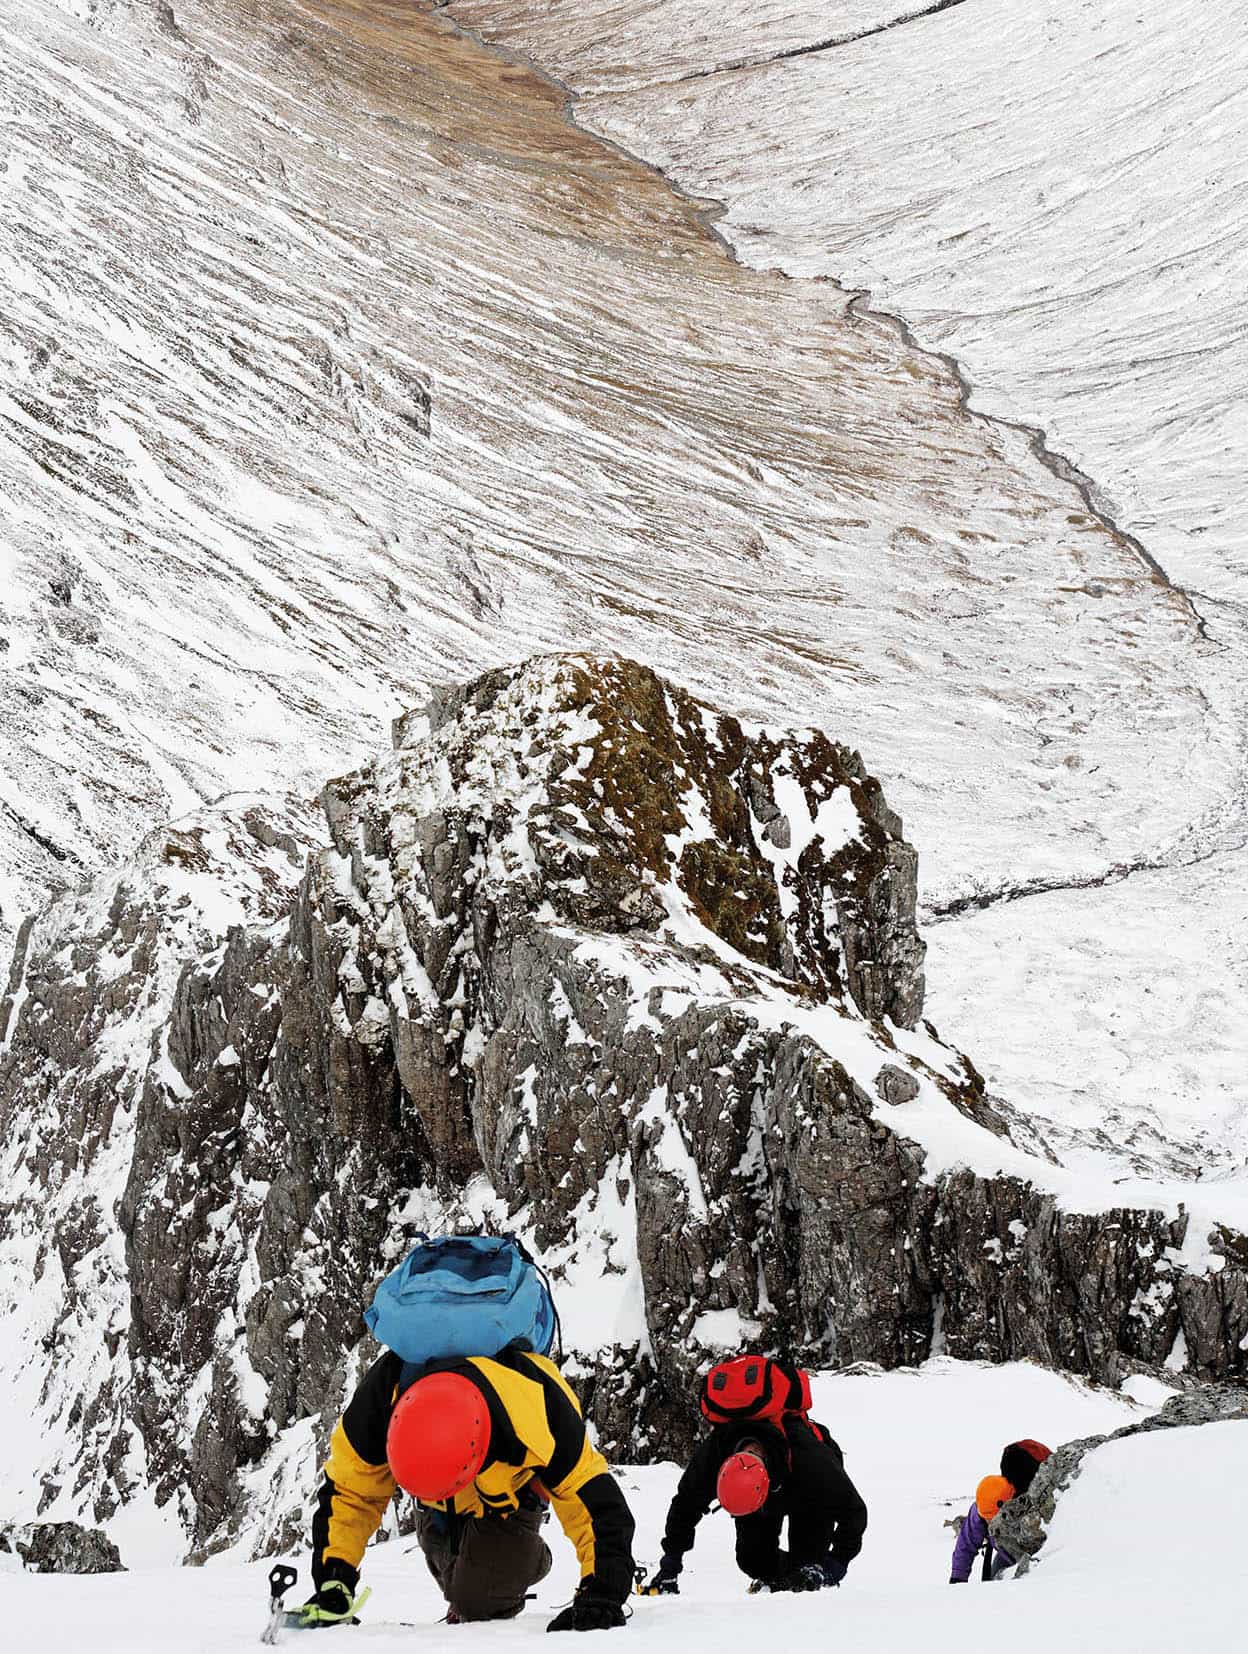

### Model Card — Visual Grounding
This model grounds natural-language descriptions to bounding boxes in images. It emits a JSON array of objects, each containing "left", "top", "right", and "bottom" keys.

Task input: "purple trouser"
[{"left": 949, "top": 1504, "right": 1015, "bottom": 1582}]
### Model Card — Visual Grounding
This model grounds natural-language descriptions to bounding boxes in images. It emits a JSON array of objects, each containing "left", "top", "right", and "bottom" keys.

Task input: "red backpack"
[{"left": 699, "top": 1355, "right": 813, "bottom": 1427}]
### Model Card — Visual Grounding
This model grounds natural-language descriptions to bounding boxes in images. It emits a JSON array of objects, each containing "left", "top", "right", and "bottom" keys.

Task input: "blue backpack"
[{"left": 364, "top": 1233, "right": 559, "bottom": 1385}]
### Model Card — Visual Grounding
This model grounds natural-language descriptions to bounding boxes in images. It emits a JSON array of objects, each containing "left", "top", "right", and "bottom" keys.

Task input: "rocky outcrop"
[
  {"left": 0, "top": 795, "right": 321, "bottom": 1528},
  {"left": 0, "top": 1520, "right": 124, "bottom": 1574},
  {"left": 1, "top": 655, "right": 1245, "bottom": 1560},
  {"left": 991, "top": 1385, "right": 1248, "bottom": 1570},
  {"left": 101, "top": 654, "right": 957, "bottom": 1550}
]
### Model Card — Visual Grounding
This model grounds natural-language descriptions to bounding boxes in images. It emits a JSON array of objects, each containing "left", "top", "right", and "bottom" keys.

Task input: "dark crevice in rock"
[
  {"left": 0, "top": 797, "right": 77, "bottom": 866},
  {"left": 643, "top": 1, "right": 974, "bottom": 87}
]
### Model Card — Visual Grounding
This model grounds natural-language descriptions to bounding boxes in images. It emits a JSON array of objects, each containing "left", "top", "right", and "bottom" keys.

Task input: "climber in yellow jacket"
[{"left": 302, "top": 1343, "right": 636, "bottom": 1631}]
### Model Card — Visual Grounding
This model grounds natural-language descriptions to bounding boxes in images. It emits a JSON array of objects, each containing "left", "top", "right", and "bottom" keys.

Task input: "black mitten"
[{"left": 548, "top": 1588, "right": 628, "bottom": 1632}]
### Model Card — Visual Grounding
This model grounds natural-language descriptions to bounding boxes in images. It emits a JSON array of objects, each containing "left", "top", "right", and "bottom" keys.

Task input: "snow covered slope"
[
  {"left": 437, "top": 0, "right": 1248, "bottom": 1180},
  {"left": 3, "top": 655, "right": 1242, "bottom": 1561},
  {"left": 10, "top": 1359, "right": 1243, "bottom": 1652},
  {"left": 446, "top": 0, "right": 1248, "bottom": 600},
  {"left": 2, "top": 0, "right": 1244, "bottom": 1180}
]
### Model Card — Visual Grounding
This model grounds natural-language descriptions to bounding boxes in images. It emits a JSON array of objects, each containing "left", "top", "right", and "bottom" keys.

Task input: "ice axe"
[{"left": 261, "top": 1563, "right": 298, "bottom": 1644}]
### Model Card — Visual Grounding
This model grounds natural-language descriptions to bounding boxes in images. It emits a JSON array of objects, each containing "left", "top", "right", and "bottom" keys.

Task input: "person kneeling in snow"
[
  {"left": 644, "top": 1412, "right": 867, "bottom": 1595},
  {"left": 300, "top": 1345, "right": 636, "bottom": 1631},
  {"left": 948, "top": 1439, "right": 1051, "bottom": 1583}
]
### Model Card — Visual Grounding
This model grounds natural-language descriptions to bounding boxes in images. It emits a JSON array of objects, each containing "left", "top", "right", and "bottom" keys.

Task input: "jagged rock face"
[
  {"left": 117, "top": 866, "right": 434, "bottom": 1548},
  {"left": 0, "top": 796, "right": 320, "bottom": 1529},
  {"left": 102, "top": 654, "right": 949, "bottom": 1548},
  {"left": 914, "top": 1173, "right": 1245, "bottom": 1381},
  {"left": 403, "top": 656, "right": 926, "bottom": 1026},
  {"left": 2, "top": 655, "right": 1245, "bottom": 1561},
  {"left": 991, "top": 1386, "right": 1248, "bottom": 1569}
]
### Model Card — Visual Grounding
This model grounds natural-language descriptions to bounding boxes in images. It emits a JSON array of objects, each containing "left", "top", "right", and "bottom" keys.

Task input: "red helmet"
[
  {"left": 717, "top": 1451, "right": 770, "bottom": 1517},
  {"left": 386, "top": 1372, "right": 491, "bottom": 1500},
  {"left": 1000, "top": 1439, "right": 1052, "bottom": 1494}
]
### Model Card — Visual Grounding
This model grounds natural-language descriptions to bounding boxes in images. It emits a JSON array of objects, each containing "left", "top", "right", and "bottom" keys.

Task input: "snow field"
[{"left": 10, "top": 1359, "right": 1239, "bottom": 1652}]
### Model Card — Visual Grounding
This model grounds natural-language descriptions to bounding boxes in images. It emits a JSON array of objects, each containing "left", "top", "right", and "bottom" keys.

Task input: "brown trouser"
[{"left": 416, "top": 1507, "right": 552, "bottom": 1621}]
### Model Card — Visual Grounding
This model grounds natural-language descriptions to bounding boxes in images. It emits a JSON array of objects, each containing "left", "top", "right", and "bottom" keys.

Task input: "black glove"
[
  {"left": 297, "top": 1579, "right": 360, "bottom": 1628},
  {"left": 640, "top": 1557, "right": 681, "bottom": 1596},
  {"left": 311, "top": 1557, "right": 359, "bottom": 1594},
  {"left": 547, "top": 1588, "right": 628, "bottom": 1632},
  {"left": 774, "top": 1563, "right": 825, "bottom": 1593}
]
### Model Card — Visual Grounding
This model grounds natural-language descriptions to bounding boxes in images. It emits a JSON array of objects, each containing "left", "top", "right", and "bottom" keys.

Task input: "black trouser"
[
  {"left": 734, "top": 1498, "right": 831, "bottom": 1584},
  {"left": 416, "top": 1507, "right": 552, "bottom": 1620}
]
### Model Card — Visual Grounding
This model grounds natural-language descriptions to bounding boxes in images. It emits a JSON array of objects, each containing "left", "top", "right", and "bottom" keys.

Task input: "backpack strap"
[
  {"left": 513, "top": 1243, "right": 563, "bottom": 1363},
  {"left": 397, "top": 1357, "right": 431, "bottom": 1397}
]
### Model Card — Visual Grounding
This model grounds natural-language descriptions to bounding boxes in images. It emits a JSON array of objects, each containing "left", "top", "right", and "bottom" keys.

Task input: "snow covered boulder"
[
  {"left": 991, "top": 1384, "right": 1248, "bottom": 1570},
  {"left": 0, "top": 1520, "right": 123, "bottom": 1575}
]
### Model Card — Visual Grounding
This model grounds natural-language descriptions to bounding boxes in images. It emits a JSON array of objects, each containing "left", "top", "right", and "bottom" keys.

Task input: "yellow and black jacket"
[{"left": 312, "top": 1346, "right": 636, "bottom": 1602}]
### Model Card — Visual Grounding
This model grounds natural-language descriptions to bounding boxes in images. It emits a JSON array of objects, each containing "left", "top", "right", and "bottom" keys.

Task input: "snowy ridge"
[{"left": 0, "top": 654, "right": 1245, "bottom": 1562}]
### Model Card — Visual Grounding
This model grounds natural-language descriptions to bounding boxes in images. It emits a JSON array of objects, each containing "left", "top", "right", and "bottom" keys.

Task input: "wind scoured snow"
[{"left": 2, "top": 0, "right": 1244, "bottom": 1199}]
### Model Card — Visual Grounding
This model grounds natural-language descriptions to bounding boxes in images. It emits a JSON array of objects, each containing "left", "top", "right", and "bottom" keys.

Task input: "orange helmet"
[
  {"left": 717, "top": 1451, "right": 770, "bottom": 1517},
  {"left": 976, "top": 1475, "right": 1016, "bottom": 1521},
  {"left": 386, "top": 1372, "right": 491, "bottom": 1500}
]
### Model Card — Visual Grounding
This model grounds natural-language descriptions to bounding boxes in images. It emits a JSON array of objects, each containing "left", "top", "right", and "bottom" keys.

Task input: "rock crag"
[
  {"left": 0, "top": 1520, "right": 124, "bottom": 1575},
  {"left": 1, "top": 655, "right": 1244, "bottom": 1558}
]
